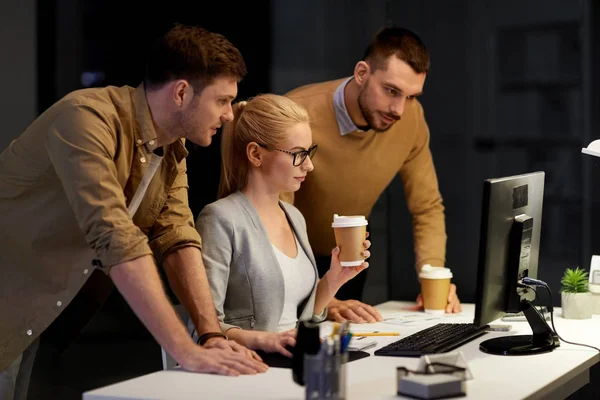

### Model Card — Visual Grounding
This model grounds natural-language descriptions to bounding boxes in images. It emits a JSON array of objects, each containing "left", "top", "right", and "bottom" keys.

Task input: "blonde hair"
[{"left": 219, "top": 94, "right": 310, "bottom": 199}]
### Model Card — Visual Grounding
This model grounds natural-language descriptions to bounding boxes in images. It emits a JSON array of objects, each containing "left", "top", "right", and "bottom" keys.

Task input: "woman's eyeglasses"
[{"left": 258, "top": 143, "right": 318, "bottom": 166}]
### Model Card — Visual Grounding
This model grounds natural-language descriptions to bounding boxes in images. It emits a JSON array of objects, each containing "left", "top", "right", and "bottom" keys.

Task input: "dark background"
[{"left": 1, "top": 0, "right": 599, "bottom": 398}]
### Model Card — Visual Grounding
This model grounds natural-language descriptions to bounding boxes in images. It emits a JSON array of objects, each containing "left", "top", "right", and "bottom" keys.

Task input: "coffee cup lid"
[
  {"left": 419, "top": 264, "right": 453, "bottom": 279},
  {"left": 331, "top": 214, "right": 368, "bottom": 228}
]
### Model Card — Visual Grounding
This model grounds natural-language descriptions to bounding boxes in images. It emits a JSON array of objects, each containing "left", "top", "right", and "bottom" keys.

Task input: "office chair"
[{"left": 160, "top": 304, "right": 194, "bottom": 370}]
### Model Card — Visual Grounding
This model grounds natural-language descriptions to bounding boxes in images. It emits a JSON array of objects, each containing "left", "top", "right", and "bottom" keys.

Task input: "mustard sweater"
[{"left": 283, "top": 79, "right": 446, "bottom": 269}]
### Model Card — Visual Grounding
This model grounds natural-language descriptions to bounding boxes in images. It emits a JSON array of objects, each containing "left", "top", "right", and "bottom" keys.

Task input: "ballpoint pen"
[{"left": 352, "top": 332, "right": 400, "bottom": 337}]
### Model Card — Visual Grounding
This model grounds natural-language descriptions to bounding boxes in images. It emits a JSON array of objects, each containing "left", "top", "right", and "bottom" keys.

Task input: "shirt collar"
[
  {"left": 172, "top": 139, "right": 188, "bottom": 162},
  {"left": 132, "top": 83, "right": 188, "bottom": 162},
  {"left": 333, "top": 77, "right": 363, "bottom": 136},
  {"left": 133, "top": 83, "right": 158, "bottom": 149}
]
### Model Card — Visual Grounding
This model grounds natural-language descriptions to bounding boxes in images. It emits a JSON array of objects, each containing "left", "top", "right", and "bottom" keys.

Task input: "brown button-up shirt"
[{"left": 0, "top": 84, "right": 202, "bottom": 370}]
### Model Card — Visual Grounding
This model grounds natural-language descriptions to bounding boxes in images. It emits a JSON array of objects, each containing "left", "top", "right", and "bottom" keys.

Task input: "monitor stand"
[{"left": 479, "top": 300, "right": 560, "bottom": 356}]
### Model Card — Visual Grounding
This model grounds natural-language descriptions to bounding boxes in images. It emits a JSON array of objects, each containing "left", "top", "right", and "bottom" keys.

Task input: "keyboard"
[{"left": 374, "top": 323, "right": 489, "bottom": 357}]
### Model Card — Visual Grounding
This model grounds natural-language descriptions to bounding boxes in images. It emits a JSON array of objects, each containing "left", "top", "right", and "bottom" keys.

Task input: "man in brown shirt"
[
  {"left": 0, "top": 24, "right": 267, "bottom": 400},
  {"left": 283, "top": 27, "right": 462, "bottom": 322}
]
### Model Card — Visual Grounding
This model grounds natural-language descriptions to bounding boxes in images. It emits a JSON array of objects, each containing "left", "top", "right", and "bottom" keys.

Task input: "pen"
[
  {"left": 330, "top": 322, "right": 340, "bottom": 337},
  {"left": 352, "top": 332, "right": 400, "bottom": 337},
  {"left": 326, "top": 337, "right": 334, "bottom": 356},
  {"left": 341, "top": 332, "right": 352, "bottom": 353}
]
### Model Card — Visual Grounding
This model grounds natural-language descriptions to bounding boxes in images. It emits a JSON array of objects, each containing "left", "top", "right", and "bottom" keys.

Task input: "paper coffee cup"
[
  {"left": 419, "top": 265, "right": 453, "bottom": 315},
  {"left": 332, "top": 214, "right": 368, "bottom": 267}
]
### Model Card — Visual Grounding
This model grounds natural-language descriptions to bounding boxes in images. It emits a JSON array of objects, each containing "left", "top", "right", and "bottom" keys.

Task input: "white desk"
[{"left": 83, "top": 302, "right": 600, "bottom": 400}]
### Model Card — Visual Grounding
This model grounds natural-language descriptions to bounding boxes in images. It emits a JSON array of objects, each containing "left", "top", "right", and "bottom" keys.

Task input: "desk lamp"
[{"left": 582, "top": 140, "right": 600, "bottom": 158}]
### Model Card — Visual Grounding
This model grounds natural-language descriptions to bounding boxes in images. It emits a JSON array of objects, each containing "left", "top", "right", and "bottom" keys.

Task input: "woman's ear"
[{"left": 246, "top": 142, "right": 263, "bottom": 168}]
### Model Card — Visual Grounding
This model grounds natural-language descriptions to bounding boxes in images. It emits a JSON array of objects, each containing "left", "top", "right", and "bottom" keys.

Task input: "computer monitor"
[{"left": 473, "top": 171, "right": 559, "bottom": 356}]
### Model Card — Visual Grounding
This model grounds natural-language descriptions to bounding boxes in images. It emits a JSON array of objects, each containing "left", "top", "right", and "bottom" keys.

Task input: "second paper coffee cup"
[
  {"left": 419, "top": 265, "right": 453, "bottom": 314},
  {"left": 332, "top": 214, "right": 368, "bottom": 267}
]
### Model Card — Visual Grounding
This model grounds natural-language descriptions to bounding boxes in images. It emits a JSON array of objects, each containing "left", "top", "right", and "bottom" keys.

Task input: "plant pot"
[{"left": 561, "top": 292, "right": 593, "bottom": 319}]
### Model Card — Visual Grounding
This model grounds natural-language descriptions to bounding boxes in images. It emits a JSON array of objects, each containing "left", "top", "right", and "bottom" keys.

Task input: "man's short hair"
[
  {"left": 144, "top": 24, "right": 247, "bottom": 92},
  {"left": 363, "top": 27, "right": 430, "bottom": 74}
]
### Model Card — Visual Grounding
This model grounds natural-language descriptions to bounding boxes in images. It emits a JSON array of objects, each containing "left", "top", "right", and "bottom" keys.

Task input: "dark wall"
[
  {"left": 38, "top": 0, "right": 272, "bottom": 218},
  {"left": 0, "top": 0, "right": 36, "bottom": 152}
]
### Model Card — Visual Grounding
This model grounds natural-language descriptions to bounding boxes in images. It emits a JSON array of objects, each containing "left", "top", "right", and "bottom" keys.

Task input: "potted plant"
[{"left": 561, "top": 267, "right": 592, "bottom": 319}]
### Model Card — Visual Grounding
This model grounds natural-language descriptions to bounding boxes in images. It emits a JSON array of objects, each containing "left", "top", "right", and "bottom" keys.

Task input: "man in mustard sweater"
[{"left": 283, "top": 27, "right": 461, "bottom": 322}]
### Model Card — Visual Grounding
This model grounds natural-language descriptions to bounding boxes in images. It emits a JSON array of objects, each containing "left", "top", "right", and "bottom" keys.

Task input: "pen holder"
[{"left": 304, "top": 351, "right": 348, "bottom": 400}]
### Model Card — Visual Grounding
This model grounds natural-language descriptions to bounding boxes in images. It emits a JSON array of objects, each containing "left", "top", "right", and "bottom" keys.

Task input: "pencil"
[{"left": 352, "top": 332, "right": 400, "bottom": 337}]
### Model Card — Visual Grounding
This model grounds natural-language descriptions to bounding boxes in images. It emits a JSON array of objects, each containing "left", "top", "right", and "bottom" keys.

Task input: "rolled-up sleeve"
[
  {"left": 46, "top": 103, "right": 153, "bottom": 272},
  {"left": 149, "top": 157, "right": 202, "bottom": 264}
]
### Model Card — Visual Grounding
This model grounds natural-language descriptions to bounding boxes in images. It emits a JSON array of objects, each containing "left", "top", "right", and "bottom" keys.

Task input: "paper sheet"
[{"left": 380, "top": 311, "right": 465, "bottom": 326}]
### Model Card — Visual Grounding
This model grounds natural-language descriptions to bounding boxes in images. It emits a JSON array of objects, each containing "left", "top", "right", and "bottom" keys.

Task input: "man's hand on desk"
[
  {"left": 177, "top": 344, "right": 269, "bottom": 376},
  {"left": 416, "top": 283, "right": 462, "bottom": 313},
  {"left": 204, "top": 336, "right": 266, "bottom": 363},
  {"left": 326, "top": 298, "right": 383, "bottom": 323}
]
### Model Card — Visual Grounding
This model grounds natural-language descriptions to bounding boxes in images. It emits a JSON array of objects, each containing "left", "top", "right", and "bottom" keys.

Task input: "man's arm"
[
  {"left": 47, "top": 103, "right": 153, "bottom": 269},
  {"left": 150, "top": 159, "right": 221, "bottom": 336},
  {"left": 162, "top": 247, "right": 224, "bottom": 335},
  {"left": 110, "top": 254, "right": 266, "bottom": 374},
  {"left": 110, "top": 255, "right": 205, "bottom": 361},
  {"left": 399, "top": 101, "right": 460, "bottom": 313},
  {"left": 47, "top": 106, "right": 265, "bottom": 372},
  {"left": 398, "top": 100, "right": 446, "bottom": 272},
  {"left": 147, "top": 156, "right": 230, "bottom": 335},
  {"left": 147, "top": 155, "right": 222, "bottom": 336}
]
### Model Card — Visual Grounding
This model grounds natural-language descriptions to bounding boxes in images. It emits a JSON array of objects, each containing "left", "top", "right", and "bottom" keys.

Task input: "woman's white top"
[{"left": 271, "top": 234, "right": 316, "bottom": 332}]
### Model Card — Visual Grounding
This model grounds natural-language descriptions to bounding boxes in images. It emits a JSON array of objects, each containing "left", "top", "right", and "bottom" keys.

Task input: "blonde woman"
[{"left": 196, "top": 94, "right": 370, "bottom": 357}]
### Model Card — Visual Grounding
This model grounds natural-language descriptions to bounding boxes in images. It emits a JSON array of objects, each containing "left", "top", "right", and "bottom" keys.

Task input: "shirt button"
[
  {"left": 148, "top": 140, "right": 155, "bottom": 146},
  {"left": 136, "top": 139, "right": 142, "bottom": 145},
  {"left": 26, "top": 329, "right": 32, "bottom": 336},
  {"left": 140, "top": 157, "right": 146, "bottom": 163},
  {"left": 83, "top": 269, "right": 89, "bottom": 275},
  {"left": 56, "top": 301, "right": 63, "bottom": 307}
]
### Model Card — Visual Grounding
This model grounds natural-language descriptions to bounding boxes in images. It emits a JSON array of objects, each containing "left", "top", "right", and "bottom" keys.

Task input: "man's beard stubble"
[
  {"left": 357, "top": 82, "right": 399, "bottom": 133},
  {"left": 174, "top": 107, "right": 192, "bottom": 139}
]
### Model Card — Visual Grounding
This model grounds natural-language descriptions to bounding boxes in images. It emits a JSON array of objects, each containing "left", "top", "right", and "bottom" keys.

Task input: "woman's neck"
[{"left": 241, "top": 175, "right": 282, "bottom": 216}]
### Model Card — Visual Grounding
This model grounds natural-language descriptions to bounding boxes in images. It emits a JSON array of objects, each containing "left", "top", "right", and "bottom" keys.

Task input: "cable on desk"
[{"left": 522, "top": 277, "right": 600, "bottom": 353}]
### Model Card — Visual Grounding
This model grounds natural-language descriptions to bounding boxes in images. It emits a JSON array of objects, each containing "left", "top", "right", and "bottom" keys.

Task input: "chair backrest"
[{"left": 161, "top": 304, "right": 192, "bottom": 370}]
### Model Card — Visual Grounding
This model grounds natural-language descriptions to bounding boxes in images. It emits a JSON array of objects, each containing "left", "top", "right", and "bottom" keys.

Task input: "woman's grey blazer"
[{"left": 196, "top": 191, "right": 321, "bottom": 332}]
